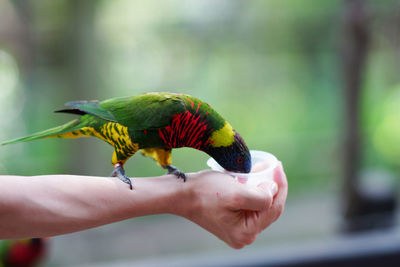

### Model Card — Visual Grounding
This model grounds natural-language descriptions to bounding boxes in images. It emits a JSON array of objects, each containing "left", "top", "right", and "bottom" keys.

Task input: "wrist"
[{"left": 167, "top": 172, "right": 201, "bottom": 218}]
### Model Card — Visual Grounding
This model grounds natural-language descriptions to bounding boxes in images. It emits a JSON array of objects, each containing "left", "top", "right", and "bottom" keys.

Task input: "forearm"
[
  {"left": 0, "top": 174, "right": 186, "bottom": 239},
  {"left": 0, "top": 167, "right": 287, "bottom": 249}
]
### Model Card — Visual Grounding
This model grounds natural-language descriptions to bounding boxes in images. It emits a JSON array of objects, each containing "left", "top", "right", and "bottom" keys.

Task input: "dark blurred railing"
[{"left": 106, "top": 228, "right": 400, "bottom": 267}]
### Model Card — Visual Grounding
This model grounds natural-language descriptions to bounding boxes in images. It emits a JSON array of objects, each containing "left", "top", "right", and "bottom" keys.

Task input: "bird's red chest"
[{"left": 158, "top": 110, "right": 210, "bottom": 149}]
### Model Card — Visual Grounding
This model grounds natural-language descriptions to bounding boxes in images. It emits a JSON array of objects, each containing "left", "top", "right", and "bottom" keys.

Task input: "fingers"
[
  {"left": 271, "top": 162, "right": 288, "bottom": 220},
  {"left": 273, "top": 161, "right": 288, "bottom": 194},
  {"left": 257, "top": 161, "right": 288, "bottom": 229}
]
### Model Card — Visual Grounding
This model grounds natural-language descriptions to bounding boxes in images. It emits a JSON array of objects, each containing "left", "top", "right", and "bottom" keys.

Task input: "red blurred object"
[{"left": 1, "top": 238, "right": 47, "bottom": 267}]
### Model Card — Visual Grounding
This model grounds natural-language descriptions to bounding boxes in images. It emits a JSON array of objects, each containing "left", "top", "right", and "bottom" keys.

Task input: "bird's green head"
[{"left": 205, "top": 123, "right": 251, "bottom": 173}]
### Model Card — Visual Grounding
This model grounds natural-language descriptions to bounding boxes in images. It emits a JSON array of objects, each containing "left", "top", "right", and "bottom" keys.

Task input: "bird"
[
  {"left": 2, "top": 92, "right": 251, "bottom": 189},
  {"left": 0, "top": 238, "right": 47, "bottom": 267}
]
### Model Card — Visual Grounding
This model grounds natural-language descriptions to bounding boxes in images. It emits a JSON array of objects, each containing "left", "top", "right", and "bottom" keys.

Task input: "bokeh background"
[{"left": 0, "top": 0, "right": 399, "bottom": 266}]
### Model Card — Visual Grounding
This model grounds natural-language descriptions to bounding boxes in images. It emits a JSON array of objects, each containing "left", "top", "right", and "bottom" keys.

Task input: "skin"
[{"left": 0, "top": 163, "right": 287, "bottom": 249}]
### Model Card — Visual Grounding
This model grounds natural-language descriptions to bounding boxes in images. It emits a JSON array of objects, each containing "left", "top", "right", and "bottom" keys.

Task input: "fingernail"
[
  {"left": 273, "top": 162, "right": 284, "bottom": 185},
  {"left": 270, "top": 181, "right": 278, "bottom": 196},
  {"left": 279, "top": 161, "right": 284, "bottom": 170}
]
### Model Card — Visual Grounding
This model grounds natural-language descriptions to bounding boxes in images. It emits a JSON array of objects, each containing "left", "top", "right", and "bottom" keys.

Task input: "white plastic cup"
[{"left": 207, "top": 150, "right": 278, "bottom": 186}]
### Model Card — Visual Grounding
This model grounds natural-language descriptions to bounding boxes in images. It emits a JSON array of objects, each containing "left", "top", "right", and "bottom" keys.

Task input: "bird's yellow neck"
[{"left": 208, "top": 122, "right": 235, "bottom": 147}]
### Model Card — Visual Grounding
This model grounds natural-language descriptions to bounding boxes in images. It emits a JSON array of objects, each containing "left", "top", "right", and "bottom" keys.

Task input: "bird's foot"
[
  {"left": 166, "top": 165, "right": 186, "bottom": 182},
  {"left": 110, "top": 163, "right": 133, "bottom": 190}
]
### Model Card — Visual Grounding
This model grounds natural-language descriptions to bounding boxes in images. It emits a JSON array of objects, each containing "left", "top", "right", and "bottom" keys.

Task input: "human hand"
[{"left": 176, "top": 162, "right": 288, "bottom": 249}]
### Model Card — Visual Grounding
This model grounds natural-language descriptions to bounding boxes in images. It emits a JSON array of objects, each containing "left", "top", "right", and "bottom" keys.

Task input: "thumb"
[
  {"left": 258, "top": 180, "right": 278, "bottom": 197},
  {"left": 237, "top": 181, "right": 277, "bottom": 211}
]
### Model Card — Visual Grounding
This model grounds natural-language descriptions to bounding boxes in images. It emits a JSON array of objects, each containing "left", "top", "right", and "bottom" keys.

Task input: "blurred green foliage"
[{"left": 0, "top": 0, "right": 399, "bottom": 197}]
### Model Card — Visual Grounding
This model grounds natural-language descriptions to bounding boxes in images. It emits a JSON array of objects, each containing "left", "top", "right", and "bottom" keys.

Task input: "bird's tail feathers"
[{"left": 1, "top": 119, "right": 86, "bottom": 145}]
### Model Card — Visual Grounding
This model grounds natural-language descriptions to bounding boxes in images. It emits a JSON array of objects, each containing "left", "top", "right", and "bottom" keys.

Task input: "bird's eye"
[{"left": 237, "top": 157, "right": 244, "bottom": 165}]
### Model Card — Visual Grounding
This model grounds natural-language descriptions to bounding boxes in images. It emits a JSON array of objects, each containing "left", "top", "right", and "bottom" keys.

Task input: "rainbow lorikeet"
[
  {"left": 0, "top": 238, "right": 47, "bottom": 267},
  {"left": 2, "top": 92, "right": 251, "bottom": 189}
]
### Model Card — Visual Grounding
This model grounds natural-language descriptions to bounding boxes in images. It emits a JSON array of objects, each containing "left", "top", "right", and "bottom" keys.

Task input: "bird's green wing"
[
  {"left": 65, "top": 100, "right": 118, "bottom": 122},
  {"left": 98, "top": 93, "right": 186, "bottom": 130}
]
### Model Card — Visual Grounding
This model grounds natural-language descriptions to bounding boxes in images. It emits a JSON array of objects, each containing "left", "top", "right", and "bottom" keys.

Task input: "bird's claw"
[
  {"left": 110, "top": 164, "right": 133, "bottom": 190},
  {"left": 171, "top": 170, "right": 186, "bottom": 182},
  {"left": 166, "top": 165, "right": 186, "bottom": 182}
]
